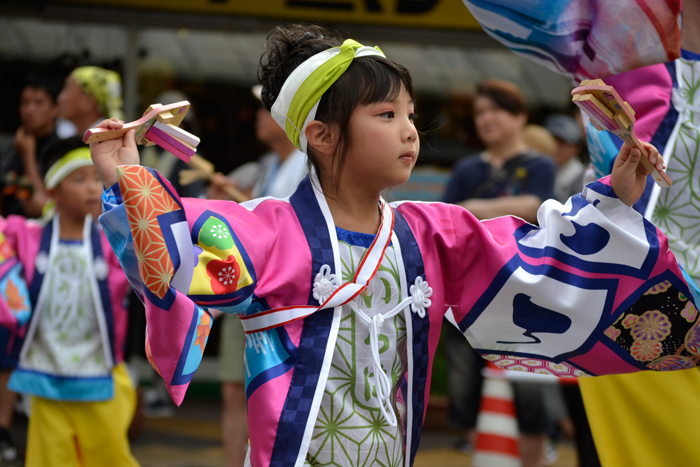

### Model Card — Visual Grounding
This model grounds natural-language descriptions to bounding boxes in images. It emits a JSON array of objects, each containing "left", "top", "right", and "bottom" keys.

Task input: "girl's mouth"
[{"left": 400, "top": 150, "right": 415, "bottom": 161}]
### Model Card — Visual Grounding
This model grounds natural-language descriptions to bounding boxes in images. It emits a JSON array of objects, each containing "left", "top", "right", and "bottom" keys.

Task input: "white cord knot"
[
  {"left": 312, "top": 264, "right": 339, "bottom": 304},
  {"left": 35, "top": 251, "right": 48, "bottom": 274},
  {"left": 409, "top": 277, "right": 432, "bottom": 318},
  {"left": 93, "top": 257, "right": 109, "bottom": 281},
  {"left": 372, "top": 314, "right": 385, "bottom": 332}
]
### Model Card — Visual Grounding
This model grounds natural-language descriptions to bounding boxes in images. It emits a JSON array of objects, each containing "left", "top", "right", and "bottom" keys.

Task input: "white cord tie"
[
  {"left": 409, "top": 277, "right": 433, "bottom": 318},
  {"left": 312, "top": 264, "right": 340, "bottom": 304},
  {"left": 348, "top": 276, "right": 431, "bottom": 427}
]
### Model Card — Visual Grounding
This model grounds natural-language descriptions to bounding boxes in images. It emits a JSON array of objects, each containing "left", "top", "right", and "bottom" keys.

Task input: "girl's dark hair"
[
  {"left": 258, "top": 24, "right": 414, "bottom": 192},
  {"left": 475, "top": 79, "right": 527, "bottom": 117},
  {"left": 41, "top": 136, "right": 88, "bottom": 178}
]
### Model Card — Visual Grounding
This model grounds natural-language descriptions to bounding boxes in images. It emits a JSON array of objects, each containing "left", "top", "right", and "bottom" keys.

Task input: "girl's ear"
[{"left": 305, "top": 120, "right": 336, "bottom": 156}]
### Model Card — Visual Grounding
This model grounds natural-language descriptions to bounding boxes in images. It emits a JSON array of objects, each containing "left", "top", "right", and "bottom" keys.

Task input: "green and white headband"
[
  {"left": 44, "top": 147, "right": 93, "bottom": 189},
  {"left": 270, "top": 39, "right": 386, "bottom": 153}
]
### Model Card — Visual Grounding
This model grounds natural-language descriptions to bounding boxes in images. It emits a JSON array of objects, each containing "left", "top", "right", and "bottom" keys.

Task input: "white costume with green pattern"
[
  {"left": 305, "top": 231, "right": 407, "bottom": 467},
  {"left": 648, "top": 56, "right": 700, "bottom": 284}
]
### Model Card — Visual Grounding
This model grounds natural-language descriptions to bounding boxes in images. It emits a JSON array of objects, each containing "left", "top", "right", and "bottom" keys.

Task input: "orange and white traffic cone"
[{"left": 471, "top": 362, "right": 521, "bottom": 467}]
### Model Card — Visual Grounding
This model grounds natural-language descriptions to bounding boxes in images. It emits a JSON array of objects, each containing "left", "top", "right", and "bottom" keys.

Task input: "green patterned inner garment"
[
  {"left": 305, "top": 236, "right": 407, "bottom": 467},
  {"left": 652, "top": 58, "right": 700, "bottom": 283},
  {"left": 25, "top": 241, "right": 110, "bottom": 377}
]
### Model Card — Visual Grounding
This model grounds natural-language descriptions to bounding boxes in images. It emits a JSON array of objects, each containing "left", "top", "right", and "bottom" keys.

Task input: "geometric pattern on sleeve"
[
  {"left": 118, "top": 165, "right": 181, "bottom": 299},
  {"left": 483, "top": 354, "right": 589, "bottom": 377}
]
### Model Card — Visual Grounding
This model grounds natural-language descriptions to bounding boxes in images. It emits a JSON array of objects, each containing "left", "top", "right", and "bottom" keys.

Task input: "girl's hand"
[
  {"left": 89, "top": 118, "right": 140, "bottom": 187},
  {"left": 611, "top": 142, "right": 664, "bottom": 206}
]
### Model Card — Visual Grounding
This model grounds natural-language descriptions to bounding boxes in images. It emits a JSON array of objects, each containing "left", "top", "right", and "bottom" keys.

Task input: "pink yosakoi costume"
[
  {"left": 0, "top": 231, "right": 31, "bottom": 370},
  {"left": 0, "top": 214, "right": 131, "bottom": 400},
  {"left": 101, "top": 161, "right": 699, "bottom": 467},
  {"left": 0, "top": 146, "right": 139, "bottom": 467}
]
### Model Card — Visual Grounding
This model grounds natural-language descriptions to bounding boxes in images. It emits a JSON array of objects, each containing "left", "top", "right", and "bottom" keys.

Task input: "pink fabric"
[
  {"left": 605, "top": 63, "right": 674, "bottom": 144},
  {"left": 102, "top": 231, "right": 130, "bottom": 363},
  {"left": 396, "top": 202, "right": 526, "bottom": 324},
  {"left": 247, "top": 368, "right": 295, "bottom": 467},
  {"left": 569, "top": 341, "right": 642, "bottom": 375},
  {"left": 144, "top": 294, "right": 198, "bottom": 388},
  {"left": 1, "top": 215, "right": 130, "bottom": 364},
  {"left": 182, "top": 198, "right": 313, "bottom": 311},
  {"left": 1, "top": 216, "right": 42, "bottom": 286}
]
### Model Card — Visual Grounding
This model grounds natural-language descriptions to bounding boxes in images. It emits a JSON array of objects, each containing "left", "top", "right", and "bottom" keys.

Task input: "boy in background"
[
  {"left": 0, "top": 137, "right": 139, "bottom": 467},
  {"left": 0, "top": 73, "right": 61, "bottom": 219}
]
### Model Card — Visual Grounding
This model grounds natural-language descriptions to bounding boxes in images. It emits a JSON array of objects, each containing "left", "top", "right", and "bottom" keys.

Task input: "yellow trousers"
[
  {"left": 580, "top": 369, "right": 700, "bottom": 467},
  {"left": 26, "top": 363, "right": 140, "bottom": 467}
]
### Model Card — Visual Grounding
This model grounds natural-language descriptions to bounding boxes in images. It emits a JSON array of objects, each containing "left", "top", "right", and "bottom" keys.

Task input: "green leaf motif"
[
  {"left": 199, "top": 217, "right": 234, "bottom": 250},
  {"left": 362, "top": 293, "right": 373, "bottom": 308},
  {"left": 364, "top": 334, "right": 389, "bottom": 354},
  {"left": 380, "top": 278, "right": 392, "bottom": 304}
]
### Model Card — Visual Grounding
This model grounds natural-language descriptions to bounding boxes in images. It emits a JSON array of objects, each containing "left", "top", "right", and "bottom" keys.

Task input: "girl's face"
[
  {"left": 474, "top": 95, "right": 526, "bottom": 147},
  {"left": 342, "top": 86, "right": 419, "bottom": 193}
]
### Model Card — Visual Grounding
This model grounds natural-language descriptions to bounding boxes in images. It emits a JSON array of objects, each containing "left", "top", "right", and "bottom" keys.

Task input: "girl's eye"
[
  {"left": 409, "top": 113, "right": 417, "bottom": 122},
  {"left": 380, "top": 111, "right": 395, "bottom": 119}
]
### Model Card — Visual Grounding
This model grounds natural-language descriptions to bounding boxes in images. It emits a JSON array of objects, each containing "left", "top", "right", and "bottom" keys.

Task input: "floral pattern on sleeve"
[{"left": 604, "top": 281, "right": 700, "bottom": 370}]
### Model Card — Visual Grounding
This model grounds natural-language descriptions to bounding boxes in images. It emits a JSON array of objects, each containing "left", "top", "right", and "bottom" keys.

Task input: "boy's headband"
[
  {"left": 270, "top": 39, "right": 385, "bottom": 153},
  {"left": 44, "top": 147, "right": 93, "bottom": 189}
]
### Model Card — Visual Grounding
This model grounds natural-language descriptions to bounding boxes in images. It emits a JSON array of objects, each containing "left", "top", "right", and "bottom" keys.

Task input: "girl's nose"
[{"left": 404, "top": 121, "right": 418, "bottom": 142}]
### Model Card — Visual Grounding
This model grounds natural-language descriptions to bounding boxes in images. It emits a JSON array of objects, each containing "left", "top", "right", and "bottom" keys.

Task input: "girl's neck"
[
  {"left": 58, "top": 212, "right": 87, "bottom": 240},
  {"left": 321, "top": 178, "right": 382, "bottom": 235}
]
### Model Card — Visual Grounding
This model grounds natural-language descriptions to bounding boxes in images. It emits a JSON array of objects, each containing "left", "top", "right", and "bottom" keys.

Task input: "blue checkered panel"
[
  {"left": 394, "top": 210, "right": 429, "bottom": 465},
  {"left": 269, "top": 177, "right": 337, "bottom": 466}
]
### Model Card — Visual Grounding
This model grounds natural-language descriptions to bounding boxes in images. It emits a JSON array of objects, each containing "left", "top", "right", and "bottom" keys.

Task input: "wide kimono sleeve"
[
  {"left": 100, "top": 165, "right": 288, "bottom": 404},
  {"left": 0, "top": 227, "right": 31, "bottom": 336},
  {"left": 446, "top": 176, "right": 700, "bottom": 377},
  {"left": 460, "top": 0, "right": 681, "bottom": 82}
]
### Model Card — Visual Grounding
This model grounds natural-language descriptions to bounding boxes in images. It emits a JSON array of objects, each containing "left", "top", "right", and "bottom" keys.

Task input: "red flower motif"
[
  {"left": 630, "top": 340, "right": 661, "bottom": 362},
  {"left": 206, "top": 255, "right": 241, "bottom": 295}
]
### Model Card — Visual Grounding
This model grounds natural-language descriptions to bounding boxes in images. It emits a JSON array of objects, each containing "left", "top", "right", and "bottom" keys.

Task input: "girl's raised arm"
[
  {"left": 89, "top": 119, "right": 140, "bottom": 188},
  {"left": 99, "top": 164, "right": 278, "bottom": 404},
  {"left": 441, "top": 174, "right": 699, "bottom": 377}
]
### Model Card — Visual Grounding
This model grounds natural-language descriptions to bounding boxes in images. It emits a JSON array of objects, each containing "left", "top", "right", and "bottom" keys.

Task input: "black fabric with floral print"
[{"left": 605, "top": 280, "right": 700, "bottom": 371}]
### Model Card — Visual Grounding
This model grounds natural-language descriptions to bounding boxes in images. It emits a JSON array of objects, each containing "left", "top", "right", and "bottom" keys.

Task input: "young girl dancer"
[{"left": 91, "top": 24, "right": 695, "bottom": 467}]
